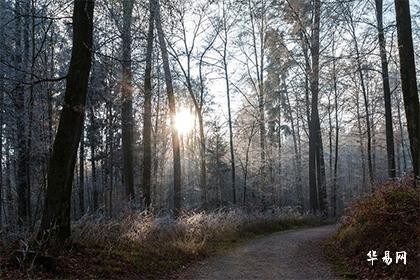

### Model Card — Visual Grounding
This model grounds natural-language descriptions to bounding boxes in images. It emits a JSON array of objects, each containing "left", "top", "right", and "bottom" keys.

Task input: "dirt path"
[{"left": 178, "top": 225, "right": 339, "bottom": 280}]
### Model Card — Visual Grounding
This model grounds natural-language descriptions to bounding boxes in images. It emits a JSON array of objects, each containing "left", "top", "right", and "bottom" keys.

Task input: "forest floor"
[
  {"left": 174, "top": 225, "right": 339, "bottom": 280},
  {"left": 0, "top": 212, "right": 333, "bottom": 279}
]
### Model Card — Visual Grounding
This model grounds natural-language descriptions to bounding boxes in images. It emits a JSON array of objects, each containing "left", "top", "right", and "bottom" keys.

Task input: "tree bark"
[
  {"left": 38, "top": 0, "right": 94, "bottom": 245},
  {"left": 0, "top": 0, "right": 4, "bottom": 227},
  {"left": 0, "top": 68, "right": 3, "bottom": 228},
  {"left": 394, "top": 0, "right": 420, "bottom": 181}
]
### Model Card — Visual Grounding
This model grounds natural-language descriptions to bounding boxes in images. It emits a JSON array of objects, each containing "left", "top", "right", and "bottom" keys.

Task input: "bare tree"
[
  {"left": 154, "top": 0, "right": 182, "bottom": 216},
  {"left": 375, "top": 0, "right": 396, "bottom": 179}
]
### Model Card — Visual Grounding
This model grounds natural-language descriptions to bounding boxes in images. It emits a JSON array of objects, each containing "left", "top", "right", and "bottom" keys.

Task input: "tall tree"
[
  {"left": 166, "top": 4, "right": 215, "bottom": 207},
  {"left": 308, "top": 0, "right": 327, "bottom": 214},
  {"left": 375, "top": 0, "right": 396, "bottom": 179},
  {"left": 38, "top": 0, "right": 94, "bottom": 244},
  {"left": 142, "top": 0, "right": 155, "bottom": 209},
  {"left": 330, "top": 33, "right": 340, "bottom": 217},
  {"left": 221, "top": 0, "right": 236, "bottom": 204},
  {"left": 121, "top": 0, "right": 135, "bottom": 200},
  {"left": 247, "top": 0, "right": 267, "bottom": 191},
  {"left": 154, "top": 0, "right": 182, "bottom": 216},
  {"left": 346, "top": 6, "right": 374, "bottom": 185},
  {"left": 394, "top": 0, "right": 420, "bottom": 181},
  {"left": 15, "top": 0, "right": 30, "bottom": 227}
]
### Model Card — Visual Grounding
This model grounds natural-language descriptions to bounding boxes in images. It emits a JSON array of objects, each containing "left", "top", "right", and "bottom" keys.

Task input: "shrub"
[{"left": 331, "top": 177, "right": 419, "bottom": 279}]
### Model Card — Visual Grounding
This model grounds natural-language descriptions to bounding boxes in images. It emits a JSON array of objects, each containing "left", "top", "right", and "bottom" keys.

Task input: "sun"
[{"left": 175, "top": 108, "right": 195, "bottom": 135}]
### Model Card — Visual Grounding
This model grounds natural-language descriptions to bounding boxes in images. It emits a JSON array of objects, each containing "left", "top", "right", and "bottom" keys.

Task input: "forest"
[{"left": 0, "top": 0, "right": 419, "bottom": 279}]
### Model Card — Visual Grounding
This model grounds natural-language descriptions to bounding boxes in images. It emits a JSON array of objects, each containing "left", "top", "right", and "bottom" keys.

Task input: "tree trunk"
[
  {"left": 0, "top": 0, "right": 4, "bottom": 227},
  {"left": 397, "top": 93, "right": 408, "bottom": 172},
  {"left": 0, "top": 70, "right": 3, "bottom": 228},
  {"left": 222, "top": 26, "right": 236, "bottom": 205},
  {"left": 5, "top": 139, "right": 12, "bottom": 225},
  {"left": 38, "top": 0, "right": 94, "bottom": 245},
  {"left": 154, "top": 0, "right": 182, "bottom": 217},
  {"left": 309, "top": 0, "right": 327, "bottom": 214},
  {"left": 79, "top": 128, "right": 85, "bottom": 216},
  {"left": 142, "top": 0, "right": 154, "bottom": 209},
  {"left": 89, "top": 106, "right": 98, "bottom": 211},
  {"left": 248, "top": 0, "right": 266, "bottom": 190},
  {"left": 108, "top": 104, "right": 114, "bottom": 216},
  {"left": 121, "top": 0, "right": 135, "bottom": 201},
  {"left": 243, "top": 122, "right": 255, "bottom": 205},
  {"left": 197, "top": 112, "right": 207, "bottom": 205},
  {"left": 394, "top": 0, "right": 420, "bottom": 181},
  {"left": 332, "top": 42, "right": 339, "bottom": 217},
  {"left": 285, "top": 82, "right": 303, "bottom": 209},
  {"left": 152, "top": 56, "right": 161, "bottom": 207},
  {"left": 375, "top": 0, "right": 396, "bottom": 179},
  {"left": 15, "top": 0, "right": 30, "bottom": 228},
  {"left": 348, "top": 13, "right": 373, "bottom": 186}
]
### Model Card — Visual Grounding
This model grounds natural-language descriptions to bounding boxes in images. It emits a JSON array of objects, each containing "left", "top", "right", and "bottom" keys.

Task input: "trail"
[{"left": 177, "top": 225, "right": 339, "bottom": 280}]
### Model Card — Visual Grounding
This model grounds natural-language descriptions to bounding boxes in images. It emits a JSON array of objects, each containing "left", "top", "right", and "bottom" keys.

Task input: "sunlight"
[{"left": 175, "top": 108, "right": 195, "bottom": 135}]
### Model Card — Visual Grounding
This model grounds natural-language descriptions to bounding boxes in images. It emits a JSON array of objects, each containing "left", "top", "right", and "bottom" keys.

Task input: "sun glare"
[{"left": 175, "top": 108, "right": 195, "bottom": 135}]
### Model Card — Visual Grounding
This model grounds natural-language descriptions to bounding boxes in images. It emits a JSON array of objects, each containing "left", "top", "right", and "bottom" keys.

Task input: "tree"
[
  {"left": 247, "top": 0, "right": 267, "bottom": 188},
  {"left": 121, "top": 0, "right": 135, "bottom": 201},
  {"left": 38, "top": 0, "right": 95, "bottom": 244},
  {"left": 15, "top": 0, "right": 31, "bottom": 228},
  {"left": 142, "top": 0, "right": 155, "bottom": 209},
  {"left": 154, "top": 0, "right": 182, "bottom": 216},
  {"left": 166, "top": 2, "right": 214, "bottom": 206},
  {"left": 221, "top": 0, "right": 236, "bottom": 204},
  {"left": 343, "top": 3, "right": 374, "bottom": 185},
  {"left": 394, "top": 0, "right": 420, "bottom": 181},
  {"left": 375, "top": 0, "right": 396, "bottom": 179},
  {"left": 308, "top": 0, "right": 327, "bottom": 214}
]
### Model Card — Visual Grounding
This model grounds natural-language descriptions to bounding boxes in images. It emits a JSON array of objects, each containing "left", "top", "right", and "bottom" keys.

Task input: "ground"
[{"left": 176, "top": 225, "right": 338, "bottom": 280}]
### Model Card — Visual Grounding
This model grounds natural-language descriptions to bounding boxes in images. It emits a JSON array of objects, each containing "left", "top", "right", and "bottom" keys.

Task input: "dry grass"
[
  {"left": 73, "top": 207, "right": 319, "bottom": 251},
  {"left": 70, "top": 207, "right": 324, "bottom": 278},
  {"left": 1, "top": 207, "right": 326, "bottom": 279}
]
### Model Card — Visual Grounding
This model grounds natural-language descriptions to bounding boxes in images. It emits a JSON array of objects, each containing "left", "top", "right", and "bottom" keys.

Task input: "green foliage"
[{"left": 330, "top": 178, "right": 419, "bottom": 279}]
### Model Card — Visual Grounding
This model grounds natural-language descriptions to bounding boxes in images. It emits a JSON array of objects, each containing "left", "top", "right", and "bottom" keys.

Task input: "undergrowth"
[
  {"left": 327, "top": 177, "right": 419, "bottom": 279},
  {"left": 0, "top": 207, "right": 326, "bottom": 279}
]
